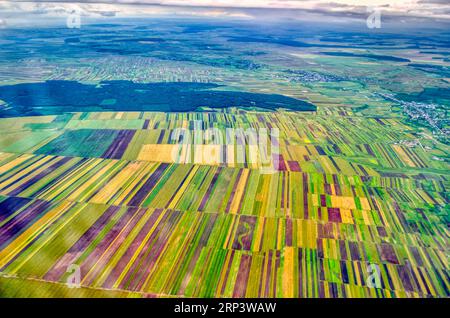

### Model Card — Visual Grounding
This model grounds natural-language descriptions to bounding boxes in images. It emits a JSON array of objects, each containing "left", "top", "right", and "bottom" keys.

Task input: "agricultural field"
[
  {"left": 0, "top": 10, "right": 448, "bottom": 299},
  {"left": 0, "top": 107, "right": 447, "bottom": 298}
]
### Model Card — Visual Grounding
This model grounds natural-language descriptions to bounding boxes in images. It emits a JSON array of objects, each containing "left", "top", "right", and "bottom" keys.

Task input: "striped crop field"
[{"left": 0, "top": 109, "right": 448, "bottom": 298}]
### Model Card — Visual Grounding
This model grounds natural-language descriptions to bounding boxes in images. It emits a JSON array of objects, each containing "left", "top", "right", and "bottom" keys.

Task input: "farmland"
[
  {"left": 0, "top": 16, "right": 448, "bottom": 298},
  {"left": 0, "top": 107, "right": 448, "bottom": 298}
]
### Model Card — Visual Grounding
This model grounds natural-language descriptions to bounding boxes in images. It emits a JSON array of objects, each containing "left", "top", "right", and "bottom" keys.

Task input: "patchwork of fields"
[
  {"left": 0, "top": 108, "right": 448, "bottom": 297},
  {"left": 0, "top": 14, "right": 449, "bottom": 299}
]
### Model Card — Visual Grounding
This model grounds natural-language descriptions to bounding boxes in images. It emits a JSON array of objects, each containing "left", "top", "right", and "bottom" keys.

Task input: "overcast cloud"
[{"left": 1, "top": 0, "right": 449, "bottom": 26}]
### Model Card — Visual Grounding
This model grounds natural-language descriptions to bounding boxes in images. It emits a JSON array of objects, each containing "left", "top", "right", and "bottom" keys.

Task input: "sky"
[{"left": 0, "top": 0, "right": 449, "bottom": 26}]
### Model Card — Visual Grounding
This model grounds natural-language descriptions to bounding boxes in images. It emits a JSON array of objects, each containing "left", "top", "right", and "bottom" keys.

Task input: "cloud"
[
  {"left": 418, "top": 0, "right": 449, "bottom": 3},
  {"left": 1, "top": 0, "right": 449, "bottom": 23}
]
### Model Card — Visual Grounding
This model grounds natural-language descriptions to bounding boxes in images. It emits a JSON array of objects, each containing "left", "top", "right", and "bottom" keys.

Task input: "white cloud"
[{"left": 1, "top": 0, "right": 449, "bottom": 23}]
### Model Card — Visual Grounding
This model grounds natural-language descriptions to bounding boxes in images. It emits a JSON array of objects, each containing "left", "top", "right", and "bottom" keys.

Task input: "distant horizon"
[{"left": 1, "top": 0, "right": 450, "bottom": 28}]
